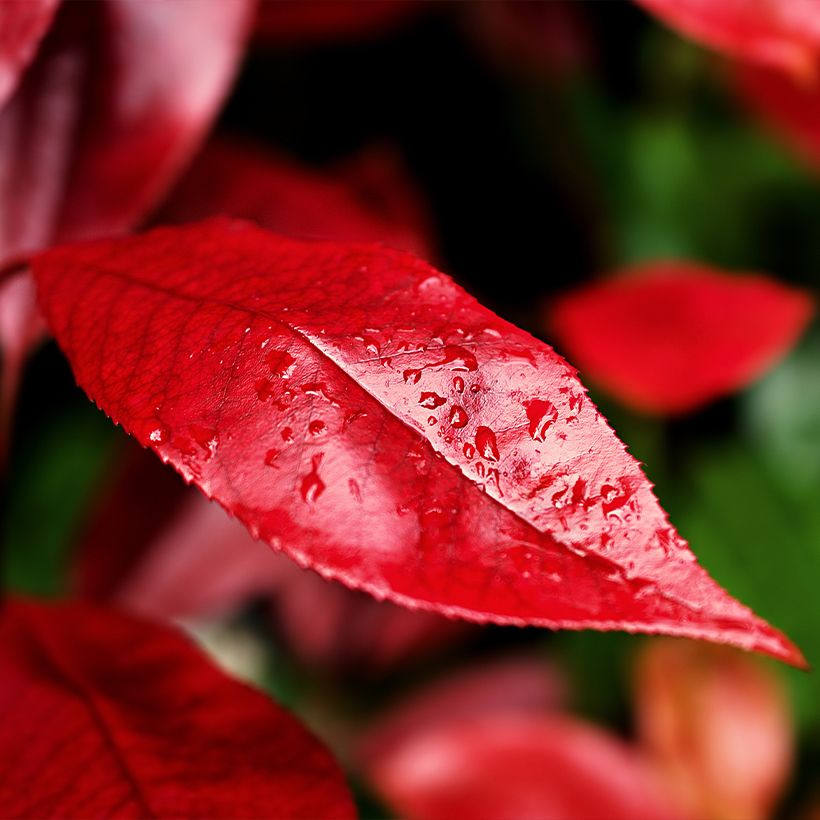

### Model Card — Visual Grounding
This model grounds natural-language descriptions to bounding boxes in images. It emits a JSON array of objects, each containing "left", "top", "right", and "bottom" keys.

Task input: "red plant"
[{"left": 0, "top": 1, "right": 814, "bottom": 816}]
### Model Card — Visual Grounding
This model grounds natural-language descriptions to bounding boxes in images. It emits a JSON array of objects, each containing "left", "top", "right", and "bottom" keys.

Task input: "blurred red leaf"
[
  {"left": 635, "top": 639, "right": 793, "bottom": 820},
  {"left": 634, "top": 0, "right": 820, "bottom": 80},
  {"left": 735, "top": 63, "right": 820, "bottom": 170},
  {"left": 358, "top": 654, "right": 566, "bottom": 767},
  {"left": 0, "top": 0, "right": 58, "bottom": 108},
  {"left": 365, "top": 713, "right": 683, "bottom": 820},
  {"left": 254, "top": 0, "right": 421, "bottom": 46},
  {"left": 158, "top": 135, "right": 434, "bottom": 259},
  {"left": 549, "top": 261, "right": 812, "bottom": 415},
  {"left": 0, "top": 596, "right": 355, "bottom": 819},
  {"left": 33, "top": 220, "right": 803, "bottom": 663}
]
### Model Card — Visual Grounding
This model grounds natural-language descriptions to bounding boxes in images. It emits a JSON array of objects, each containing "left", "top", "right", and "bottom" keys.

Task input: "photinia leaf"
[
  {"left": 33, "top": 220, "right": 804, "bottom": 664},
  {"left": 0, "top": 596, "right": 355, "bottom": 819},
  {"left": 0, "top": 0, "right": 59, "bottom": 109},
  {"left": 253, "top": 0, "right": 421, "bottom": 46},
  {"left": 634, "top": 0, "right": 820, "bottom": 80},
  {"left": 734, "top": 63, "right": 820, "bottom": 171},
  {"left": 364, "top": 713, "right": 682, "bottom": 820},
  {"left": 635, "top": 639, "right": 793, "bottom": 820},
  {"left": 158, "top": 135, "right": 434, "bottom": 259},
  {"left": 549, "top": 261, "right": 813, "bottom": 415}
]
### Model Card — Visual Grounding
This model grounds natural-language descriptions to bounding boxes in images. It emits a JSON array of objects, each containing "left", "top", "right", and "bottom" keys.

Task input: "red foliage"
[
  {"left": 0, "top": 597, "right": 355, "bottom": 818},
  {"left": 33, "top": 220, "right": 803, "bottom": 663},
  {"left": 365, "top": 713, "right": 682, "bottom": 820},
  {"left": 635, "top": 0, "right": 820, "bottom": 80},
  {"left": 549, "top": 260, "right": 812, "bottom": 415}
]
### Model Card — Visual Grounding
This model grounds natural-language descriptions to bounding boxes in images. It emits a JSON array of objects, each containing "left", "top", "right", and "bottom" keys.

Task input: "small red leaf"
[
  {"left": 735, "top": 62, "right": 820, "bottom": 170},
  {"left": 33, "top": 220, "right": 804, "bottom": 664},
  {"left": 549, "top": 261, "right": 812, "bottom": 415},
  {"left": 158, "top": 136, "right": 434, "bottom": 259},
  {"left": 634, "top": 0, "right": 820, "bottom": 80},
  {"left": 365, "top": 713, "right": 682, "bottom": 820},
  {"left": 0, "top": 596, "right": 355, "bottom": 819},
  {"left": 0, "top": 0, "right": 58, "bottom": 108}
]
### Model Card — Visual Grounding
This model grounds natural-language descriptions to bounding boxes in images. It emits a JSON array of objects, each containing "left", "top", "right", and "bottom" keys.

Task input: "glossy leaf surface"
[
  {"left": 0, "top": 597, "right": 355, "bottom": 818},
  {"left": 549, "top": 261, "right": 812, "bottom": 415},
  {"left": 635, "top": 0, "right": 820, "bottom": 79},
  {"left": 365, "top": 713, "right": 681, "bottom": 820},
  {"left": 33, "top": 220, "right": 802, "bottom": 663},
  {"left": 0, "top": 0, "right": 58, "bottom": 108}
]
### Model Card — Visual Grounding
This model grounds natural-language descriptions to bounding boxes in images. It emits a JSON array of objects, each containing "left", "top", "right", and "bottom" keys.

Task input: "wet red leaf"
[
  {"left": 0, "top": 596, "right": 355, "bottom": 819},
  {"left": 635, "top": 639, "right": 793, "bottom": 820},
  {"left": 735, "top": 62, "right": 820, "bottom": 170},
  {"left": 549, "top": 261, "right": 812, "bottom": 415},
  {"left": 33, "top": 220, "right": 804, "bottom": 664},
  {"left": 158, "top": 135, "right": 434, "bottom": 259},
  {"left": 0, "top": 0, "right": 58, "bottom": 108},
  {"left": 254, "top": 0, "right": 421, "bottom": 46},
  {"left": 365, "top": 713, "right": 683, "bottom": 820},
  {"left": 634, "top": 0, "right": 820, "bottom": 80}
]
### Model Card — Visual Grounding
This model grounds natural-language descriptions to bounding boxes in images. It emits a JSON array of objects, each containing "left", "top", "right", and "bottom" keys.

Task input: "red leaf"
[
  {"left": 0, "top": 0, "right": 252, "bottom": 264},
  {"left": 33, "top": 220, "right": 804, "bottom": 664},
  {"left": 635, "top": 639, "right": 793, "bottom": 820},
  {"left": 549, "top": 261, "right": 813, "bottom": 415},
  {"left": 634, "top": 0, "right": 820, "bottom": 80},
  {"left": 158, "top": 136, "right": 434, "bottom": 259},
  {"left": 0, "top": 596, "right": 355, "bottom": 819},
  {"left": 735, "top": 62, "right": 820, "bottom": 170},
  {"left": 364, "top": 713, "right": 683, "bottom": 820},
  {"left": 0, "top": 0, "right": 58, "bottom": 108},
  {"left": 254, "top": 0, "right": 421, "bottom": 46}
]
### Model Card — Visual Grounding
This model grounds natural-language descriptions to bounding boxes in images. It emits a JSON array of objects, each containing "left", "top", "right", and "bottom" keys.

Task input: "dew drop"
[
  {"left": 427, "top": 416, "right": 438, "bottom": 426},
  {"left": 463, "top": 442, "right": 476, "bottom": 459},
  {"left": 403, "top": 369, "right": 422, "bottom": 384},
  {"left": 419, "top": 391, "right": 446, "bottom": 409},
  {"left": 453, "top": 376, "right": 465, "bottom": 393},
  {"left": 448, "top": 405, "right": 468, "bottom": 428},
  {"left": 433, "top": 345, "right": 478, "bottom": 372},
  {"left": 309, "top": 419, "right": 327, "bottom": 436},
  {"left": 300, "top": 454, "right": 325, "bottom": 504},
  {"left": 474, "top": 426, "right": 499, "bottom": 461},
  {"left": 264, "top": 448, "right": 280, "bottom": 467},
  {"left": 281, "top": 427, "right": 294, "bottom": 443},
  {"left": 524, "top": 399, "right": 559, "bottom": 442},
  {"left": 266, "top": 350, "right": 296, "bottom": 378},
  {"left": 149, "top": 427, "right": 168, "bottom": 444}
]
